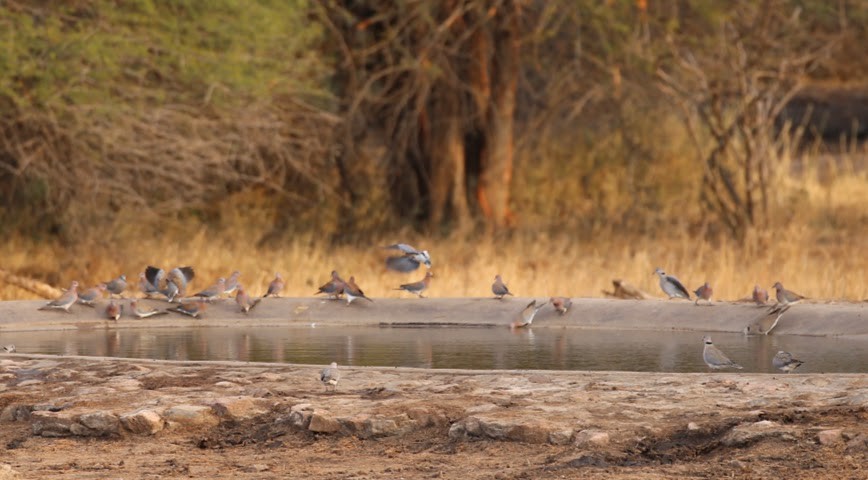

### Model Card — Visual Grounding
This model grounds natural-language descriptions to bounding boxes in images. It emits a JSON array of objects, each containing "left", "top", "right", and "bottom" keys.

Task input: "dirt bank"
[
  {"left": 0, "top": 355, "right": 866, "bottom": 479},
  {"left": 1, "top": 298, "right": 866, "bottom": 337}
]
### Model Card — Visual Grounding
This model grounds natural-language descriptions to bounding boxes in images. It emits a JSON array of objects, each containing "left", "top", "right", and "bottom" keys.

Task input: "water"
[{"left": 2, "top": 326, "right": 866, "bottom": 373}]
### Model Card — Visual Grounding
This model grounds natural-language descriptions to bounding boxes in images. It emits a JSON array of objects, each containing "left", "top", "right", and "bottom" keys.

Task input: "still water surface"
[{"left": 2, "top": 326, "right": 866, "bottom": 373}]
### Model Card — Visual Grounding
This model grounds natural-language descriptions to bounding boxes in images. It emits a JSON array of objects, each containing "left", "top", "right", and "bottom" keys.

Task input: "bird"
[
  {"left": 550, "top": 296, "right": 572, "bottom": 315},
  {"left": 772, "top": 351, "right": 804, "bottom": 373},
  {"left": 129, "top": 300, "right": 168, "bottom": 319},
  {"left": 343, "top": 276, "right": 373, "bottom": 305},
  {"left": 146, "top": 266, "right": 195, "bottom": 299},
  {"left": 223, "top": 271, "right": 241, "bottom": 296},
  {"left": 395, "top": 271, "right": 434, "bottom": 298},
  {"left": 382, "top": 243, "right": 432, "bottom": 272},
  {"left": 105, "top": 300, "right": 122, "bottom": 321},
  {"left": 315, "top": 271, "right": 345, "bottom": 300},
  {"left": 653, "top": 268, "right": 690, "bottom": 300},
  {"left": 702, "top": 336, "right": 743, "bottom": 370},
  {"left": 235, "top": 285, "right": 261, "bottom": 314},
  {"left": 161, "top": 280, "right": 180, "bottom": 303},
  {"left": 138, "top": 272, "right": 161, "bottom": 297},
  {"left": 168, "top": 301, "right": 207, "bottom": 318},
  {"left": 510, "top": 299, "right": 549, "bottom": 329},
  {"left": 39, "top": 281, "right": 79, "bottom": 313},
  {"left": 491, "top": 275, "right": 513, "bottom": 299},
  {"left": 693, "top": 282, "right": 713, "bottom": 306},
  {"left": 103, "top": 274, "right": 127, "bottom": 298},
  {"left": 2, "top": 345, "right": 15, "bottom": 353},
  {"left": 192, "top": 278, "right": 226, "bottom": 302},
  {"left": 77, "top": 283, "right": 107, "bottom": 307},
  {"left": 320, "top": 362, "right": 341, "bottom": 392},
  {"left": 752, "top": 285, "right": 769, "bottom": 306},
  {"left": 773, "top": 282, "right": 805, "bottom": 307},
  {"left": 263, "top": 273, "right": 285, "bottom": 298}
]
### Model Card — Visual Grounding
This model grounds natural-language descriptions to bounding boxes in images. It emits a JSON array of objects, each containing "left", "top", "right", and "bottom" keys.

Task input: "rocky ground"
[{"left": 0, "top": 354, "right": 866, "bottom": 479}]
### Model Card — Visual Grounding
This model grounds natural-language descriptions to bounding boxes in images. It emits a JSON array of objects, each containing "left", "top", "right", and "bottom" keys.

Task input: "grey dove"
[
  {"left": 491, "top": 275, "right": 513, "bottom": 299},
  {"left": 223, "top": 271, "right": 241, "bottom": 296},
  {"left": 161, "top": 280, "right": 180, "bottom": 303},
  {"left": 130, "top": 300, "right": 168, "bottom": 319},
  {"left": 315, "top": 271, "right": 345, "bottom": 300},
  {"left": 39, "top": 281, "right": 79, "bottom": 313},
  {"left": 550, "top": 296, "right": 572, "bottom": 315},
  {"left": 395, "top": 271, "right": 433, "bottom": 298},
  {"left": 343, "top": 276, "right": 373, "bottom": 305},
  {"left": 693, "top": 282, "right": 713, "bottom": 306},
  {"left": 193, "top": 278, "right": 226, "bottom": 302},
  {"left": 772, "top": 351, "right": 804, "bottom": 373},
  {"left": 168, "top": 300, "right": 207, "bottom": 318},
  {"left": 654, "top": 268, "right": 690, "bottom": 299},
  {"left": 103, "top": 274, "right": 127, "bottom": 298},
  {"left": 138, "top": 272, "right": 160, "bottom": 297},
  {"left": 235, "top": 284, "right": 261, "bottom": 314},
  {"left": 263, "top": 273, "right": 285, "bottom": 298},
  {"left": 77, "top": 283, "right": 107, "bottom": 307},
  {"left": 383, "top": 243, "right": 432, "bottom": 272},
  {"left": 702, "top": 335, "right": 743, "bottom": 370},
  {"left": 510, "top": 299, "right": 548, "bottom": 329},
  {"left": 320, "top": 362, "right": 341, "bottom": 392}
]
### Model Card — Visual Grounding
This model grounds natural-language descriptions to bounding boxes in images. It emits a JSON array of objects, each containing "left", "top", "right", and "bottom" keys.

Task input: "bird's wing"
[
  {"left": 667, "top": 276, "right": 691, "bottom": 298},
  {"left": 145, "top": 266, "right": 164, "bottom": 288},
  {"left": 383, "top": 243, "right": 419, "bottom": 254},
  {"left": 385, "top": 255, "right": 421, "bottom": 272}
]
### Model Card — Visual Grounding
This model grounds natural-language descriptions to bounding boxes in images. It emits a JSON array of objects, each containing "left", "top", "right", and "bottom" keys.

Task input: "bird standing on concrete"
[
  {"left": 193, "top": 278, "right": 226, "bottom": 303},
  {"left": 773, "top": 282, "right": 805, "bottom": 307},
  {"left": 702, "top": 336, "right": 743, "bottom": 370},
  {"left": 315, "top": 271, "right": 345, "bottom": 300},
  {"left": 320, "top": 362, "right": 341, "bottom": 392},
  {"left": 382, "top": 243, "right": 432, "bottom": 273},
  {"left": 343, "top": 276, "right": 373, "bottom": 305},
  {"left": 263, "top": 273, "right": 285, "bottom": 298},
  {"left": 693, "top": 282, "right": 713, "bottom": 306},
  {"left": 395, "top": 271, "right": 434, "bottom": 298},
  {"left": 772, "top": 351, "right": 804, "bottom": 373},
  {"left": 235, "top": 284, "right": 261, "bottom": 314},
  {"left": 39, "top": 281, "right": 79, "bottom": 313},
  {"left": 550, "top": 296, "right": 572, "bottom": 315},
  {"left": 130, "top": 300, "right": 168, "bottom": 319},
  {"left": 654, "top": 268, "right": 690, "bottom": 300},
  {"left": 510, "top": 299, "right": 548, "bottom": 329},
  {"left": 168, "top": 301, "right": 208, "bottom": 318},
  {"left": 752, "top": 285, "right": 769, "bottom": 306},
  {"left": 103, "top": 275, "right": 127, "bottom": 298},
  {"left": 491, "top": 275, "right": 513, "bottom": 299},
  {"left": 105, "top": 300, "right": 122, "bottom": 321},
  {"left": 77, "top": 283, "right": 107, "bottom": 307},
  {"left": 223, "top": 271, "right": 241, "bottom": 296}
]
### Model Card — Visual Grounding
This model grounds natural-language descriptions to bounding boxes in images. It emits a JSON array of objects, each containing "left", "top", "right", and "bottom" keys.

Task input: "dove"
[
  {"left": 130, "top": 300, "right": 168, "bottom": 319},
  {"left": 550, "top": 296, "right": 572, "bottom": 315},
  {"left": 39, "top": 281, "right": 79, "bottom": 313},
  {"left": 702, "top": 336, "right": 743, "bottom": 370},
  {"left": 510, "top": 299, "right": 549, "bottom": 329},
  {"left": 77, "top": 283, "right": 107, "bottom": 307},
  {"left": 168, "top": 301, "right": 208, "bottom": 318},
  {"left": 772, "top": 351, "right": 804, "bottom": 373},
  {"left": 752, "top": 285, "right": 769, "bottom": 306},
  {"left": 693, "top": 282, "right": 713, "bottom": 306},
  {"left": 161, "top": 280, "right": 180, "bottom": 303},
  {"left": 315, "top": 271, "right": 345, "bottom": 300},
  {"left": 235, "top": 284, "right": 261, "bottom": 314},
  {"left": 263, "top": 273, "right": 285, "bottom": 298},
  {"left": 105, "top": 300, "right": 122, "bottom": 321},
  {"left": 395, "top": 271, "right": 434, "bottom": 298},
  {"left": 193, "top": 278, "right": 226, "bottom": 302},
  {"left": 146, "top": 266, "right": 195, "bottom": 299},
  {"left": 138, "top": 272, "right": 160, "bottom": 297},
  {"left": 103, "top": 274, "right": 127, "bottom": 298},
  {"left": 343, "top": 276, "right": 373, "bottom": 305},
  {"left": 773, "top": 282, "right": 805, "bottom": 307},
  {"left": 320, "top": 362, "right": 341, "bottom": 392},
  {"left": 654, "top": 268, "right": 690, "bottom": 300},
  {"left": 383, "top": 243, "right": 432, "bottom": 272},
  {"left": 2, "top": 345, "right": 15, "bottom": 353},
  {"left": 223, "top": 271, "right": 241, "bottom": 296},
  {"left": 491, "top": 275, "right": 513, "bottom": 299}
]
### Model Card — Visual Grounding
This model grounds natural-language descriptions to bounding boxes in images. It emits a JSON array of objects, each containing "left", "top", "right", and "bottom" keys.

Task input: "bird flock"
[{"left": 24, "top": 246, "right": 812, "bottom": 376}]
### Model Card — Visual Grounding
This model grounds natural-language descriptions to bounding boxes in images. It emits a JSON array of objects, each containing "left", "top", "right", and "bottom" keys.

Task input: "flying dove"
[
  {"left": 702, "top": 336, "right": 743, "bottom": 370},
  {"left": 193, "top": 278, "right": 226, "bottom": 302},
  {"left": 395, "top": 271, "right": 434, "bottom": 298},
  {"left": 223, "top": 271, "right": 241, "bottom": 296},
  {"left": 550, "top": 296, "right": 572, "bottom": 315},
  {"left": 103, "top": 274, "right": 127, "bottom": 298},
  {"left": 105, "top": 300, "right": 122, "bottom": 321},
  {"left": 130, "top": 299, "right": 168, "bottom": 319},
  {"left": 491, "top": 275, "right": 513, "bottom": 299},
  {"left": 168, "top": 300, "right": 208, "bottom": 318},
  {"left": 161, "top": 280, "right": 180, "bottom": 303},
  {"left": 263, "top": 273, "right": 285, "bottom": 298},
  {"left": 39, "top": 281, "right": 79, "bottom": 313},
  {"left": 752, "top": 285, "right": 769, "bottom": 306},
  {"left": 510, "top": 299, "right": 549, "bottom": 329},
  {"left": 383, "top": 243, "right": 432, "bottom": 272},
  {"left": 343, "top": 276, "right": 373, "bottom": 305},
  {"left": 138, "top": 272, "right": 160, "bottom": 297},
  {"left": 146, "top": 266, "right": 195, "bottom": 298},
  {"left": 2, "top": 345, "right": 15, "bottom": 353},
  {"left": 235, "top": 284, "right": 261, "bottom": 314},
  {"left": 315, "top": 270, "right": 345, "bottom": 300},
  {"left": 654, "top": 268, "right": 690, "bottom": 300},
  {"left": 320, "top": 362, "right": 341, "bottom": 392},
  {"left": 77, "top": 283, "right": 107, "bottom": 307},
  {"left": 772, "top": 351, "right": 804, "bottom": 373},
  {"left": 693, "top": 282, "right": 713, "bottom": 306}
]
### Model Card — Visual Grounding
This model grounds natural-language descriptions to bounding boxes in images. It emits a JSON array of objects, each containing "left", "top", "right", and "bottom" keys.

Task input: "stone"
[
  {"left": 120, "top": 409, "right": 165, "bottom": 435},
  {"left": 548, "top": 428, "right": 574, "bottom": 445},
  {"left": 16, "top": 380, "right": 43, "bottom": 387},
  {"left": 163, "top": 405, "right": 219, "bottom": 428},
  {"left": 1, "top": 405, "right": 31, "bottom": 422},
  {"left": 368, "top": 415, "right": 413, "bottom": 437},
  {"left": 817, "top": 429, "right": 843, "bottom": 446},
  {"left": 105, "top": 378, "right": 142, "bottom": 391},
  {"left": 31, "top": 411, "right": 76, "bottom": 437},
  {"left": 208, "top": 396, "right": 266, "bottom": 420},
  {"left": 308, "top": 411, "right": 341, "bottom": 433},
  {"left": 721, "top": 420, "right": 792, "bottom": 447},
  {"left": 448, "top": 422, "right": 468, "bottom": 440},
  {"left": 573, "top": 429, "right": 610, "bottom": 447},
  {"left": 77, "top": 412, "right": 120, "bottom": 436},
  {"left": 846, "top": 433, "right": 867, "bottom": 452},
  {"left": 687, "top": 422, "right": 700, "bottom": 431},
  {"left": 0, "top": 463, "right": 20, "bottom": 480}
]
